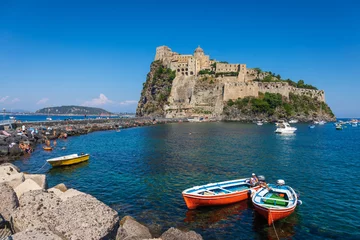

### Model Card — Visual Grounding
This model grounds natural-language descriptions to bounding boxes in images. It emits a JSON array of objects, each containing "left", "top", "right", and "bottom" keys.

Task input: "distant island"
[
  {"left": 36, "top": 105, "right": 112, "bottom": 115},
  {"left": 136, "top": 46, "right": 335, "bottom": 122}
]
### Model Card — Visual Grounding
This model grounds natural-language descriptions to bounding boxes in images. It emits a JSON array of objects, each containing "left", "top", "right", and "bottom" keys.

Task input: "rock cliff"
[
  {"left": 136, "top": 60, "right": 176, "bottom": 117},
  {"left": 136, "top": 61, "right": 336, "bottom": 122}
]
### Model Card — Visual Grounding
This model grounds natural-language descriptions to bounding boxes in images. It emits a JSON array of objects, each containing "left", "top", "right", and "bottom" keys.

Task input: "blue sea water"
[{"left": 13, "top": 122, "right": 360, "bottom": 239}]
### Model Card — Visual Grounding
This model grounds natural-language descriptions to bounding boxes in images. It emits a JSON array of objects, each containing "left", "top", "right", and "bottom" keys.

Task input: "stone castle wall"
[{"left": 258, "top": 82, "right": 290, "bottom": 98}]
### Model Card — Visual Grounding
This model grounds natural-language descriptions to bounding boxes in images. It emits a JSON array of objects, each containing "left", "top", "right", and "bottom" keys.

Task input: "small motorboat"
[
  {"left": 275, "top": 122, "right": 297, "bottom": 134},
  {"left": 335, "top": 123, "right": 343, "bottom": 130},
  {"left": 9, "top": 116, "right": 15, "bottom": 120},
  {"left": 43, "top": 146, "right": 53, "bottom": 151},
  {"left": 47, "top": 153, "right": 90, "bottom": 167},
  {"left": 182, "top": 178, "right": 260, "bottom": 209},
  {"left": 309, "top": 124, "right": 315, "bottom": 129},
  {"left": 252, "top": 180, "right": 301, "bottom": 225},
  {"left": 46, "top": 117, "right": 52, "bottom": 121},
  {"left": 288, "top": 119, "right": 298, "bottom": 124},
  {"left": 256, "top": 121, "right": 263, "bottom": 126},
  {"left": 318, "top": 120, "right": 326, "bottom": 125}
]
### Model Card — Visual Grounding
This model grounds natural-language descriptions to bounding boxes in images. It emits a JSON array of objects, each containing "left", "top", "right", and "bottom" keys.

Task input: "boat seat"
[{"left": 263, "top": 194, "right": 288, "bottom": 206}]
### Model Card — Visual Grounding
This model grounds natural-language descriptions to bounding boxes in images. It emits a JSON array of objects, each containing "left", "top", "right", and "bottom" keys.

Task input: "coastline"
[{"left": 0, "top": 117, "right": 183, "bottom": 164}]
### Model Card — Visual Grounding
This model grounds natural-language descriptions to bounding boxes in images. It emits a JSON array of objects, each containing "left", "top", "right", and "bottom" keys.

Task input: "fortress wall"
[
  {"left": 290, "top": 87, "right": 325, "bottom": 102},
  {"left": 223, "top": 82, "right": 259, "bottom": 101},
  {"left": 258, "top": 82, "right": 290, "bottom": 98}
]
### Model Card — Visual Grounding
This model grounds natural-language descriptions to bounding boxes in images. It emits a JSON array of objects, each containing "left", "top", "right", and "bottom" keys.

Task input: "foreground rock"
[
  {"left": 0, "top": 183, "right": 19, "bottom": 220},
  {"left": 12, "top": 189, "right": 119, "bottom": 239},
  {"left": 160, "top": 227, "right": 203, "bottom": 240},
  {"left": 0, "top": 163, "right": 24, "bottom": 188},
  {"left": 11, "top": 227, "right": 63, "bottom": 240},
  {"left": 116, "top": 216, "right": 152, "bottom": 240}
]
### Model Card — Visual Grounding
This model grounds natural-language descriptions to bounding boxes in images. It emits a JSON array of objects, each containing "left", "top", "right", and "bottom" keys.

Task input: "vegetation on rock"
[
  {"left": 224, "top": 92, "right": 334, "bottom": 121},
  {"left": 136, "top": 61, "right": 176, "bottom": 116},
  {"left": 36, "top": 106, "right": 111, "bottom": 115}
]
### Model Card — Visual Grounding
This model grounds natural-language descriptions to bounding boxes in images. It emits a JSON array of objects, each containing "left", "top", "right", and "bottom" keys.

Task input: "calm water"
[{"left": 13, "top": 122, "right": 360, "bottom": 239}]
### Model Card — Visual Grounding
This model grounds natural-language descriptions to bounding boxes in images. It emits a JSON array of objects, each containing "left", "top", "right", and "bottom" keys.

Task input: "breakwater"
[{"left": 0, "top": 118, "right": 183, "bottom": 163}]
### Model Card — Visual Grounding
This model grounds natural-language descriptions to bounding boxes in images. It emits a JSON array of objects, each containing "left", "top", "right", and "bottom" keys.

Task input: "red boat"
[
  {"left": 182, "top": 178, "right": 260, "bottom": 209},
  {"left": 252, "top": 180, "right": 301, "bottom": 225}
]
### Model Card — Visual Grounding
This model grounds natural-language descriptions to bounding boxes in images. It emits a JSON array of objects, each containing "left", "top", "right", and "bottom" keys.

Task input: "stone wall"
[
  {"left": 223, "top": 81, "right": 259, "bottom": 101},
  {"left": 291, "top": 87, "right": 325, "bottom": 102},
  {"left": 258, "top": 82, "right": 290, "bottom": 98}
]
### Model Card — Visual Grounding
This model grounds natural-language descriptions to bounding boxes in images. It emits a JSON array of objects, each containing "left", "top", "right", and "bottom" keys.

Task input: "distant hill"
[{"left": 36, "top": 106, "right": 112, "bottom": 115}]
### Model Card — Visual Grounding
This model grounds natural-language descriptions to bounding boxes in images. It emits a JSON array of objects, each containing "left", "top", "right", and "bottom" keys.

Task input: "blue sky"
[{"left": 0, "top": 0, "right": 359, "bottom": 116}]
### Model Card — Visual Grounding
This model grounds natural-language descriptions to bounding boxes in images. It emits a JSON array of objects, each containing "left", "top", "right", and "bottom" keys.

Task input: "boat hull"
[
  {"left": 47, "top": 155, "right": 89, "bottom": 167},
  {"left": 253, "top": 202, "right": 296, "bottom": 225},
  {"left": 183, "top": 186, "right": 260, "bottom": 209}
]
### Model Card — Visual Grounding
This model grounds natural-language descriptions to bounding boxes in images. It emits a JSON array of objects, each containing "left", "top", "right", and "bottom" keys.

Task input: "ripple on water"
[{"left": 13, "top": 122, "right": 360, "bottom": 239}]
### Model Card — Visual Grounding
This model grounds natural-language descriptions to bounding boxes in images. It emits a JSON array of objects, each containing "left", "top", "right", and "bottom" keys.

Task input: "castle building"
[{"left": 155, "top": 45, "right": 247, "bottom": 79}]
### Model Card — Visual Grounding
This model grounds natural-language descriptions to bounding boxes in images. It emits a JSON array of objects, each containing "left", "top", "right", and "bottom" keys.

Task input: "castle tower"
[
  {"left": 155, "top": 46, "right": 173, "bottom": 63},
  {"left": 194, "top": 46, "right": 204, "bottom": 59}
]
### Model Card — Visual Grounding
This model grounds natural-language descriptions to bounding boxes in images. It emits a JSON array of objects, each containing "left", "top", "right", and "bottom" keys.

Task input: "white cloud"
[
  {"left": 37, "top": 98, "right": 49, "bottom": 105},
  {"left": 82, "top": 94, "right": 113, "bottom": 107},
  {"left": 11, "top": 98, "right": 20, "bottom": 103},
  {"left": 0, "top": 96, "right": 9, "bottom": 102},
  {"left": 119, "top": 100, "right": 137, "bottom": 105}
]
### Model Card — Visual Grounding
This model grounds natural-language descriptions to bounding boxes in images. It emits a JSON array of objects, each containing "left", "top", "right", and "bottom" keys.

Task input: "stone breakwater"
[
  {"left": 0, "top": 163, "right": 203, "bottom": 240},
  {"left": 0, "top": 118, "right": 182, "bottom": 163}
]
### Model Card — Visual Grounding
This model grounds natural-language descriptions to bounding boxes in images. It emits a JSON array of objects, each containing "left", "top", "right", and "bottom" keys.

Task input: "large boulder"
[
  {"left": 14, "top": 178, "right": 42, "bottom": 198},
  {"left": 53, "top": 193, "right": 119, "bottom": 239},
  {"left": 160, "top": 228, "right": 203, "bottom": 240},
  {"left": 0, "top": 145, "right": 8, "bottom": 156},
  {"left": 11, "top": 189, "right": 120, "bottom": 240},
  {"left": 11, "top": 227, "right": 63, "bottom": 240},
  {"left": 0, "top": 163, "right": 24, "bottom": 188},
  {"left": 24, "top": 173, "right": 47, "bottom": 189},
  {"left": 52, "top": 183, "right": 67, "bottom": 192},
  {"left": 0, "top": 183, "right": 19, "bottom": 220},
  {"left": 11, "top": 190, "right": 61, "bottom": 232},
  {"left": 116, "top": 216, "right": 152, "bottom": 240},
  {"left": 8, "top": 145, "right": 23, "bottom": 157}
]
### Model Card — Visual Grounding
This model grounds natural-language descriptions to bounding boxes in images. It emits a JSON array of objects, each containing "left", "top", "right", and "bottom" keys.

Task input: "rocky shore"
[
  {"left": 0, "top": 163, "right": 203, "bottom": 239},
  {"left": 0, "top": 118, "right": 182, "bottom": 164}
]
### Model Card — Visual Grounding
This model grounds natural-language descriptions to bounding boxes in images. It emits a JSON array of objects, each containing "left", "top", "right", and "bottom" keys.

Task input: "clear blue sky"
[{"left": 0, "top": 0, "right": 359, "bottom": 116}]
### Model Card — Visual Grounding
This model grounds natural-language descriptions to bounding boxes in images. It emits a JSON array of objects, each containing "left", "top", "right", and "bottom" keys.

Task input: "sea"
[
  {"left": 12, "top": 121, "right": 360, "bottom": 239},
  {"left": 1, "top": 114, "right": 121, "bottom": 122}
]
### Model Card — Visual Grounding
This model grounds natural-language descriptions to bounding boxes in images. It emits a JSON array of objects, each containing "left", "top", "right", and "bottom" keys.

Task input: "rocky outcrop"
[
  {"left": 160, "top": 227, "right": 203, "bottom": 240},
  {"left": 116, "top": 216, "right": 152, "bottom": 240},
  {"left": 0, "top": 183, "right": 19, "bottom": 220},
  {"left": 136, "top": 61, "right": 176, "bottom": 117}
]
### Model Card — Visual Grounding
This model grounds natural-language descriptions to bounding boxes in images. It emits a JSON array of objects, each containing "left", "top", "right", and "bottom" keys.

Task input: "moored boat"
[
  {"left": 275, "top": 122, "right": 297, "bottom": 134},
  {"left": 182, "top": 178, "right": 260, "bottom": 209},
  {"left": 335, "top": 123, "right": 343, "bottom": 130},
  {"left": 309, "top": 124, "right": 315, "bottom": 129},
  {"left": 252, "top": 180, "right": 301, "bottom": 225},
  {"left": 47, "top": 153, "right": 90, "bottom": 167},
  {"left": 256, "top": 121, "right": 263, "bottom": 126},
  {"left": 289, "top": 119, "right": 298, "bottom": 124}
]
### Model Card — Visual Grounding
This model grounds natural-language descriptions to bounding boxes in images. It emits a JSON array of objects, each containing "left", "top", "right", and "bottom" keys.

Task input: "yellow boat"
[{"left": 47, "top": 153, "right": 90, "bottom": 167}]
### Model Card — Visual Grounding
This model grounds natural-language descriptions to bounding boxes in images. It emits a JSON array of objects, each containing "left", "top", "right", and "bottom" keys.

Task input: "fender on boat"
[
  {"left": 297, "top": 200, "right": 303, "bottom": 206},
  {"left": 249, "top": 189, "right": 256, "bottom": 198}
]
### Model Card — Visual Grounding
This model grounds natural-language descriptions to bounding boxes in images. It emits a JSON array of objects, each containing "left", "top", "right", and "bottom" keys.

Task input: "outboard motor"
[
  {"left": 277, "top": 179, "right": 285, "bottom": 185},
  {"left": 258, "top": 175, "right": 266, "bottom": 182}
]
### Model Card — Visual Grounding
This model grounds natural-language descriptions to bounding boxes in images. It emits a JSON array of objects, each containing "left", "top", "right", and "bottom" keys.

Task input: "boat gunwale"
[
  {"left": 47, "top": 154, "right": 90, "bottom": 162},
  {"left": 182, "top": 178, "right": 252, "bottom": 196}
]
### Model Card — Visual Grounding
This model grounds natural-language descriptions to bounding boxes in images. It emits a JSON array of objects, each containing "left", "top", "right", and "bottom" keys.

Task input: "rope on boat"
[
  {"left": 270, "top": 212, "right": 280, "bottom": 240},
  {"left": 33, "top": 161, "right": 48, "bottom": 173}
]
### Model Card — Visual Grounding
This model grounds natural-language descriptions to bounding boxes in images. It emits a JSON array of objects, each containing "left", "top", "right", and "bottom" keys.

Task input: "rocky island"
[
  {"left": 137, "top": 46, "right": 335, "bottom": 122},
  {"left": 36, "top": 105, "right": 112, "bottom": 115}
]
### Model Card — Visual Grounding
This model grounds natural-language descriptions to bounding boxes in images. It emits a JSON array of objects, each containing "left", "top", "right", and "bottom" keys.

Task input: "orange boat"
[
  {"left": 252, "top": 180, "right": 301, "bottom": 225},
  {"left": 182, "top": 178, "right": 261, "bottom": 209},
  {"left": 43, "top": 146, "right": 53, "bottom": 151}
]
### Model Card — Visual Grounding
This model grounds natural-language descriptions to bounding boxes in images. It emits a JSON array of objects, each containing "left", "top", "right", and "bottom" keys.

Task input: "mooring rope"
[
  {"left": 33, "top": 161, "right": 48, "bottom": 174},
  {"left": 270, "top": 212, "right": 280, "bottom": 240}
]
